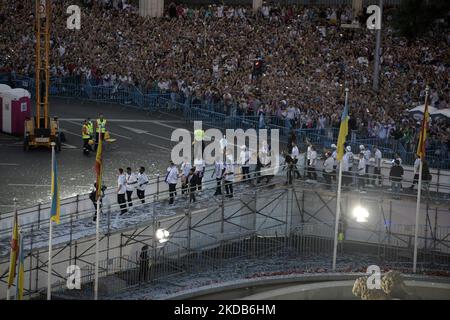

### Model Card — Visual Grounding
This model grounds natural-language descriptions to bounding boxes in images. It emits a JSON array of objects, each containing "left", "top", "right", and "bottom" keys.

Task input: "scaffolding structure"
[{"left": 1, "top": 172, "right": 449, "bottom": 299}]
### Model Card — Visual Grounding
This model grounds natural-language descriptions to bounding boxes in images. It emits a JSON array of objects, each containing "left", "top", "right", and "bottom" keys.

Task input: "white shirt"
[
  {"left": 413, "top": 158, "right": 421, "bottom": 174},
  {"left": 137, "top": 172, "right": 149, "bottom": 191},
  {"left": 291, "top": 146, "right": 299, "bottom": 159},
  {"left": 358, "top": 158, "right": 366, "bottom": 175},
  {"left": 342, "top": 153, "right": 350, "bottom": 171},
  {"left": 307, "top": 145, "right": 312, "bottom": 160},
  {"left": 165, "top": 166, "right": 179, "bottom": 184},
  {"left": 374, "top": 149, "right": 382, "bottom": 168},
  {"left": 181, "top": 161, "right": 192, "bottom": 177},
  {"left": 324, "top": 157, "right": 334, "bottom": 173},
  {"left": 332, "top": 150, "right": 337, "bottom": 166},
  {"left": 220, "top": 137, "right": 228, "bottom": 151},
  {"left": 347, "top": 151, "right": 354, "bottom": 168},
  {"left": 194, "top": 158, "right": 205, "bottom": 174},
  {"left": 224, "top": 163, "right": 235, "bottom": 181},
  {"left": 214, "top": 161, "right": 224, "bottom": 178},
  {"left": 363, "top": 150, "right": 371, "bottom": 162},
  {"left": 126, "top": 172, "right": 138, "bottom": 192},
  {"left": 309, "top": 150, "right": 317, "bottom": 166},
  {"left": 240, "top": 150, "right": 250, "bottom": 166},
  {"left": 117, "top": 174, "right": 126, "bottom": 194}
]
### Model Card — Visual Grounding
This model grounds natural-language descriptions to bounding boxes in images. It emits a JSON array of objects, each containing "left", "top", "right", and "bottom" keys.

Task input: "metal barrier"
[
  {"left": 1, "top": 72, "right": 449, "bottom": 168},
  {"left": 1, "top": 162, "right": 450, "bottom": 299}
]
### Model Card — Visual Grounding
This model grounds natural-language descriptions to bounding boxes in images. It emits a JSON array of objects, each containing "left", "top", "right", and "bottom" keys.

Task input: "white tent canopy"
[
  {"left": 408, "top": 104, "right": 438, "bottom": 114},
  {"left": 0, "top": 84, "right": 11, "bottom": 93},
  {"left": 431, "top": 108, "right": 450, "bottom": 119}
]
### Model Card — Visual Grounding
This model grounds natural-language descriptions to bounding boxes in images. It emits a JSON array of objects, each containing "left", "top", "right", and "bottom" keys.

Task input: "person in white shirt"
[
  {"left": 291, "top": 142, "right": 301, "bottom": 179},
  {"left": 307, "top": 145, "right": 317, "bottom": 181},
  {"left": 360, "top": 145, "right": 371, "bottom": 185},
  {"left": 323, "top": 152, "right": 335, "bottom": 189},
  {"left": 136, "top": 167, "right": 149, "bottom": 204},
  {"left": 117, "top": 168, "right": 127, "bottom": 215},
  {"left": 357, "top": 153, "right": 367, "bottom": 193},
  {"left": 342, "top": 147, "right": 351, "bottom": 187},
  {"left": 240, "top": 145, "right": 250, "bottom": 181},
  {"left": 180, "top": 157, "right": 192, "bottom": 195},
  {"left": 212, "top": 157, "right": 225, "bottom": 196},
  {"left": 194, "top": 157, "right": 206, "bottom": 191},
  {"left": 373, "top": 147, "right": 382, "bottom": 186},
  {"left": 409, "top": 155, "right": 421, "bottom": 190},
  {"left": 220, "top": 135, "right": 228, "bottom": 155},
  {"left": 165, "top": 161, "right": 179, "bottom": 205},
  {"left": 224, "top": 160, "right": 234, "bottom": 198},
  {"left": 125, "top": 167, "right": 138, "bottom": 208}
]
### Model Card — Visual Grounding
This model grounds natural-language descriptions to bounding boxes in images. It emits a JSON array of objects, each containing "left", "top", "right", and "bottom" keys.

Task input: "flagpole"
[
  {"left": 413, "top": 160, "right": 423, "bottom": 273},
  {"left": 47, "top": 142, "right": 55, "bottom": 300},
  {"left": 413, "top": 86, "right": 429, "bottom": 273},
  {"left": 332, "top": 160, "right": 344, "bottom": 271},
  {"left": 94, "top": 130, "right": 101, "bottom": 300},
  {"left": 15, "top": 229, "right": 22, "bottom": 300},
  {"left": 332, "top": 88, "right": 349, "bottom": 271},
  {"left": 6, "top": 197, "right": 18, "bottom": 300}
]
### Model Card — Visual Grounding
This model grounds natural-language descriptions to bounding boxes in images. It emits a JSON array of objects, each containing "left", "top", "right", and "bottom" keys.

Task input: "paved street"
[{"left": 0, "top": 98, "right": 191, "bottom": 211}]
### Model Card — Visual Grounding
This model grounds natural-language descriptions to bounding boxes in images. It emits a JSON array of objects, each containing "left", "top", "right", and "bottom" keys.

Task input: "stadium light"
[
  {"left": 155, "top": 228, "right": 170, "bottom": 243},
  {"left": 353, "top": 206, "right": 369, "bottom": 223}
]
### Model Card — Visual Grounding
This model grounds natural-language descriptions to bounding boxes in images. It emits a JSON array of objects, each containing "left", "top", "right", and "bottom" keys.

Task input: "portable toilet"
[
  {"left": 1, "top": 88, "right": 31, "bottom": 135},
  {"left": 0, "top": 84, "right": 12, "bottom": 132}
]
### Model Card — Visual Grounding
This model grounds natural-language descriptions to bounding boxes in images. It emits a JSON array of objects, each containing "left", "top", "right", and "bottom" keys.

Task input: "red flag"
[{"left": 416, "top": 97, "right": 430, "bottom": 160}]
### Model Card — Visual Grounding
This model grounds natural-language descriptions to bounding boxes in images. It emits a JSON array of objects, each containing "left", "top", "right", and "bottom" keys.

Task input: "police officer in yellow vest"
[
  {"left": 86, "top": 117, "right": 94, "bottom": 139},
  {"left": 95, "top": 114, "right": 107, "bottom": 150},
  {"left": 82, "top": 120, "right": 92, "bottom": 152}
]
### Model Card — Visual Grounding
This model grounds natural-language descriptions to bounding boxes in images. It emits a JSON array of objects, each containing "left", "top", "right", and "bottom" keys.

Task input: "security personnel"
[
  {"left": 137, "top": 167, "right": 149, "bottom": 204},
  {"left": 95, "top": 114, "right": 107, "bottom": 149},
  {"left": 82, "top": 120, "right": 91, "bottom": 152},
  {"left": 117, "top": 168, "right": 127, "bottom": 215},
  {"left": 125, "top": 167, "right": 138, "bottom": 208},
  {"left": 165, "top": 161, "right": 179, "bottom": 205},
  {"left": 212, "top": 157, "right": 225, "bottom": 196},
  {"left": 86, "top": 118, "right": 94, "bottom": 139},
  {"left": 224, "top": 159, "right": 234, "bottom": 198}
]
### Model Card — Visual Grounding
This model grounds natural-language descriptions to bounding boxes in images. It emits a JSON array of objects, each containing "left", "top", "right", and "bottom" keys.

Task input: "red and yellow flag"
[
  {"left": 7, "top": 209, "right": 19, "bottom": 288},
  {"left": 416, "top": 97, "right": 430, "bottom": 160},
  {"left": 95, "top": 132, "right": 103, "bottom": 200}
]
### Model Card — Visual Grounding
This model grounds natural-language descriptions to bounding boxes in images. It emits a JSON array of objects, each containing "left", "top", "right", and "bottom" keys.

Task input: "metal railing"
[{"left": 1, "top": 72, "right": 449, "bottom": 169}]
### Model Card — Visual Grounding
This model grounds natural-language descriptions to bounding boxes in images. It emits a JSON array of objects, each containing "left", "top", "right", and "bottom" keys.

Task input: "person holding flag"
[{"left": 6, "top": 199, "right": 19, "bottom": 300}]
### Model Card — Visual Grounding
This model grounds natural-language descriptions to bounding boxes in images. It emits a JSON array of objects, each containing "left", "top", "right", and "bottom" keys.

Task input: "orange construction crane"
[{"left": 24, "top": 0, "right": 61, "bottom": 151}]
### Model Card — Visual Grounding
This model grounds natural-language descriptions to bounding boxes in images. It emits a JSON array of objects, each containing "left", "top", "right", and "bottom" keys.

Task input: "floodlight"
[{"left": 353, "top": 206, "right": 369, "bottom": 223}]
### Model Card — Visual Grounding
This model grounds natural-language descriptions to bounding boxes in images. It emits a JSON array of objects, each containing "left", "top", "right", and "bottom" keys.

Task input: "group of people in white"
[{"left": 107, "top": 141, "right": 431, "bottom": 216}]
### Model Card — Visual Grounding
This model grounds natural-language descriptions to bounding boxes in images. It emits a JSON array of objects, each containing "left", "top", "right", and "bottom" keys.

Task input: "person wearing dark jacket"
[
  {"left": 187, "top": 168, "right": 200, "bottom": 203},
  {"left": 90, "top": 183, "right": 107, "bottom": 222},
  {"left": 389, "top": 160, "right": 403, "bottom": 199},
  {"left": 139, "top": 245, "right": 150, "bottom": 282}
]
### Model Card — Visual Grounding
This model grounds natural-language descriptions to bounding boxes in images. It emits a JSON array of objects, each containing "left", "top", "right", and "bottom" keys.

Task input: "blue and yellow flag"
[
  {"left": 336, "top": 102, "right": 349, "bottom": 161},
  {"left": 7, "top": 208, "right": 19, "bottom": 288},
  {"left": 50, "top": 147, "right": 60, "bottom": 224},
  {"left": 16, "top": 233, "right": 25, "bottom": 300}
]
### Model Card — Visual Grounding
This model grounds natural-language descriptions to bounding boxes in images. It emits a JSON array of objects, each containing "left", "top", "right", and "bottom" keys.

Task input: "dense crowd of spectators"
[{"left": 0, "top": 1, "right": 449, "bottom": 153}]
